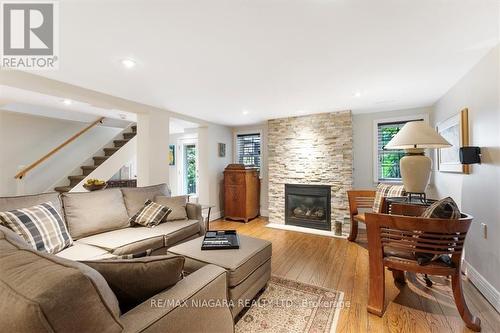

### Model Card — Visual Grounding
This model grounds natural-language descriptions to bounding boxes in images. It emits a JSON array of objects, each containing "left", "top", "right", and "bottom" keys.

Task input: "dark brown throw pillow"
[
  {"left": 415, "top": 197, "right": 461, "bottom": 266},
  {"left": 82, "top": 255, "right": 185, "bottom": 313}
]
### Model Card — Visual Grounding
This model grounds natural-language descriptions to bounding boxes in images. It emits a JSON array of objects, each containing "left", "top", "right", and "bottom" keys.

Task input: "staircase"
[{"left": 54, "top": 125, "right": 136, "bottom": 193}]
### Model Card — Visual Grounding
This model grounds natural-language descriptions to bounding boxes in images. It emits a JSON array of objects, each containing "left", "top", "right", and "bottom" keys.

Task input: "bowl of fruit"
[{"left": 83, "top": 179, "right": 107, "bottom": 191}]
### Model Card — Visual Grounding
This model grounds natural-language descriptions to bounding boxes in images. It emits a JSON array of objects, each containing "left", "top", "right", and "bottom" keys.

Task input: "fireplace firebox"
[{"left": 285, "top": 184, "right": 331, "bottom": 231}]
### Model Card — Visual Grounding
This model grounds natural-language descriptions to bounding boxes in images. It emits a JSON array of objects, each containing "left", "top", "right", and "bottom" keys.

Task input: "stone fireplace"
[
  {"left": 285, "top": 184, "right": 331, "bottom": 231},
  {"left": 268, "top": 111, "right": 352, "bottom": 232}
]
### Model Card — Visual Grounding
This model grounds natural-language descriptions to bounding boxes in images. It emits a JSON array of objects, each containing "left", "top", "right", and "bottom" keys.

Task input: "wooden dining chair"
[
  {"left": 347, "top": 190, "right": 377, "bottom": 241},
  {"left": 365, "top": 210, "right": 481, "bottom": 332}
]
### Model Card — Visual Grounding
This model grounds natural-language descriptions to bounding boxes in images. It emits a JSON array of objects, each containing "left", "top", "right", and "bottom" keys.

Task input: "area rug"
[{"left": 235, "top": 276, "right": 344, "bottom": 333}]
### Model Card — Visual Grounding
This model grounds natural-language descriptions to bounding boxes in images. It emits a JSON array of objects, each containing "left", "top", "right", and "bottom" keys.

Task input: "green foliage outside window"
[
  {"left": 378, "top": 125, "right": 405, "bottom": 180},
  {"left": 185, "top": 145, "right": 197, "bottom": 194}
]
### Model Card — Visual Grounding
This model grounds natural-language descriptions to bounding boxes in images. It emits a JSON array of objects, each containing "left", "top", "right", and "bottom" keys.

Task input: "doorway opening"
[{"left": 183, "top": 143, "right": 197, "bottom": 195}]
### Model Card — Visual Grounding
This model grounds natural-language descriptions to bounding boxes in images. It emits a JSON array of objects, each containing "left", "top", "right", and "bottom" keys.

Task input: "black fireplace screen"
[{"left": 285, "top": 184, "right": 331, "bottom": 231}]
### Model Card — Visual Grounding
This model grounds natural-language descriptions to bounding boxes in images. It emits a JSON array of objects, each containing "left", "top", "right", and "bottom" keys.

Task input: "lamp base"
[{"left": 400, "top": 154, "right": 432, "bottom": 194}]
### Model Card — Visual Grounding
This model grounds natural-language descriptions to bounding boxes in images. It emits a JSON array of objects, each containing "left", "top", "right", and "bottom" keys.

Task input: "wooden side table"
[{"left": 201, "top": 204, "right": 215, "bottom": 231}]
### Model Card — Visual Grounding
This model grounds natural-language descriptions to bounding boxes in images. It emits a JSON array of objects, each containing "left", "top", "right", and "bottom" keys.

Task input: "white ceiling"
[{"left": 36, "top": 0, "right": 499, "bottom": 126}]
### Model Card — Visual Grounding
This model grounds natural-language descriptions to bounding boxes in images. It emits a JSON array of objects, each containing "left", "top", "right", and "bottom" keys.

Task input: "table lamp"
[{"left": 385, "top": 121, "right": 451, "bottom": 197}]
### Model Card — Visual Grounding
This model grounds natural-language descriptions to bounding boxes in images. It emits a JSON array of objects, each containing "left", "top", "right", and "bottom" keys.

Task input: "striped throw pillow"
[
  {"left": 0, "top": 202, "right": 73, "bottom": 254},
  {"left": 130, "top": 200, "right": 171, "bottom": 227},
  {"left": 372, "top": 183, "right": 406, "bottom": 213}
]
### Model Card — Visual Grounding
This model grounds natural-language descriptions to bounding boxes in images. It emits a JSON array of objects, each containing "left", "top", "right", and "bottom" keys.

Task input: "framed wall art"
[{"left": 436, "top": 108, "right": 470, "bottom": 174}]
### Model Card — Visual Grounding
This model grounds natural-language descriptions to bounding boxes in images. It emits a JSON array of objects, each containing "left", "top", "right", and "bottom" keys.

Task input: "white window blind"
[
  {"left": 237, "top": 133, "right": 261, "bottom": 168},
  {"left": 377, "top": 119, "right": 423, "bottom": 181}
]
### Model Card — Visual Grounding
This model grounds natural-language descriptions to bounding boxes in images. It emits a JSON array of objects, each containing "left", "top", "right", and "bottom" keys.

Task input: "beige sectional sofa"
[
  {"left": 0, "top": 184, "right": 235, "bottom": 332},
  {"left": 0, "top": 184, "right": 206, "bottom": 260},
  {"left": 0, "top": 225, "right": 233, "bottom": 333}
]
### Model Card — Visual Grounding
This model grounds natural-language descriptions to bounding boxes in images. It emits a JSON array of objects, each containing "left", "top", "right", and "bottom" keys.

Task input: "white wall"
[
  {"left": 136, "top": 110, "right": 170, "bottom": 186},
  {"left": 232, "top": 123, "right": 269, "bottom": 216},
  {"left": 0, "top": 110, "right": 122, "bottom": 195},
  {"left": 430, "top": 45, "right": 500, "bottom": 306},
  {"left": 352, "top": 107, "right": 433, "bottom": 189},
  {"left": 196, "top": 124, "right": 233, "bottom": 220}
]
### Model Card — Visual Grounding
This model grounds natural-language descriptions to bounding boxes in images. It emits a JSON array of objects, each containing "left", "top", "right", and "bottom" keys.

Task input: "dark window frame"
[
  {"left": 376, "top": 118, "right": 424, "bottom": 182},
  {"left": 236, "top": 133, "right": 261, "bottom": 169}
]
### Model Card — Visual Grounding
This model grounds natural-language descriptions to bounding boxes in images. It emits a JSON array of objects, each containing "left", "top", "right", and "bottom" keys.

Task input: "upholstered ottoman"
[{"left": 168, "top": 234, "right": 272, "bottom": 317}]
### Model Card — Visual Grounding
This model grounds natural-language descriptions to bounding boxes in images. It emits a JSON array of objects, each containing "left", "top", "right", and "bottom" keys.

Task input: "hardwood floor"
[{"left": 210, "top": 217, "right": 500, "bottom": 333}]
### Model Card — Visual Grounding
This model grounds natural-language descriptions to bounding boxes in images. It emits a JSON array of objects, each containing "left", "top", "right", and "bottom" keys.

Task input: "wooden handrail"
[{"left": 15, "top": 117, "right": 105, "bottom": 179}]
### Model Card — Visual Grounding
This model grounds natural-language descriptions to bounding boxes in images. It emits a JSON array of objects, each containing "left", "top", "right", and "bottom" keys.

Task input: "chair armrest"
[
  {"left": 186, "top": 202, "right": 206, "bottom": 234},
  {"left": 121, "top": 264, "right": 233, "bottom": 333}
]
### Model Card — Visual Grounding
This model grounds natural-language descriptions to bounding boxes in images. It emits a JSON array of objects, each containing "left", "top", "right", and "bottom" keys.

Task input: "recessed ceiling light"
[
  {"left": 121, "top": 58, "right": 136, "bottom": 69},
  {"left": 354, "top": 91, "right": 362, "bottom": 98},
  {"left": 62, "top": 99, "right": 72, "bottom": 105},
  {"left": 242, "top": 110, "right": 249, "bottom": 115}
]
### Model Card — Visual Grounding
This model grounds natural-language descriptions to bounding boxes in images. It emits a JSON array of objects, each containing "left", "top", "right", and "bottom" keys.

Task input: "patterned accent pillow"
[
  {"left": 0, "top": 202, "right": 73, "bottom": 254},
  {"left": 415, "top": 197, "right": 461, "bottom": 265},
  {"left": 112, "top": 249, "right": 153, "bottom": 260},
  {"left": 421, "top": 197, "right": 461, "bottom": 219},
  {"left": 372, "top": 183, "right": 406, "bottom": 213},
  {"left": 129, "top": 200, "right": 171, "bottom": 227}
]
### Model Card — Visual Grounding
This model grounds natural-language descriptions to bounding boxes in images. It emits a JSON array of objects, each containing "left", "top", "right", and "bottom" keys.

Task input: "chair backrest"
[
  {"left": 347, "top": 190, "right": 377, "bottom": 216},
  {"left": 365, "top": 212, "right": 473, "bottom": 260},
  {"left": 387, "top": 202, "right": 427, "bottom": 216}
]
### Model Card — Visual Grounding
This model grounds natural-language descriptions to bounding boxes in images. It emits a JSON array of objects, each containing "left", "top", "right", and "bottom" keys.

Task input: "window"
[
  {"left": 375, "top": 118, "right": 424, "bottom": 182},
  {"left": 236, "top": 133, "right": 261, "bottom": 168}
]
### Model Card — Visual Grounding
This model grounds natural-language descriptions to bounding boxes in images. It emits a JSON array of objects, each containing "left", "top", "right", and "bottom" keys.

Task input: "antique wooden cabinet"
[{"left": 223, "top": 164, "right": 260, "bottom": 222}]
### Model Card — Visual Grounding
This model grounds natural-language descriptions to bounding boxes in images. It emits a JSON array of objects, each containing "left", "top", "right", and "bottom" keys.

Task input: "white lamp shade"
[{"left": 385, "top": 121, "right": 451, "bottom": 150}]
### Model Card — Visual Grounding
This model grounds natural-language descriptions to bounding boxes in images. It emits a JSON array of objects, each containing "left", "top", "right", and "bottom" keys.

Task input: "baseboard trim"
[
  {"left": 266, "top": 223, "right": 347, "bottom": 239},
  {"left": 463, "top": 259, "right": 500, "bottom": 313},
  {"left": 207, "top": 210, "right": 222, "bottom": 221}
]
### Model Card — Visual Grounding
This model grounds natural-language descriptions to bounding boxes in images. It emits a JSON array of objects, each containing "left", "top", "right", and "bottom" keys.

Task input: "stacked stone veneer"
[{"left": 268, "top": 111, "right": 353, "bottom": 230}]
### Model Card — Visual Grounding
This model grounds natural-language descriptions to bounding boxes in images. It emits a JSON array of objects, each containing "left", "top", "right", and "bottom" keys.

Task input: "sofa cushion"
[
  {"left": 0, "top": 202, "right": 73, "bottom": 254},
  {"left": 130, "top": 200, "right": 171, "bottom": 227},
  {"left": 157, "top": 219, "right": 201, "bottom": 246},
  {"left": 56, "top": 242, "right": 115, "bottom": 261},
  {"left": 77, "top": 227, "right": 166, "bottom": 255},
  {"left": 0, "top": 192, "right": 64, "bottom": 222},
  {"left": 155, "top": 195, "right": 189, "bottom": 221},
  {"left": 0, "top": 225, "right": 122, "bottom": 332},
  {"left": 82, "top": 255, "right": 185, "bottom": 313},
  {"left": 62, "top": 189, "right": 129, "bottom": 239},
  {"left": 121, "top": 184, "right": 171, "bottom": 217},
  {"left": 168, "top": 235, "right": 272, "bottom": 286}
]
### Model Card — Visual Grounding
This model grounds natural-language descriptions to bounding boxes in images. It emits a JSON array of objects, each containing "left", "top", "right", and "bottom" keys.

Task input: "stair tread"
[
  {"left": 123, "top": 133, "right": 136, "bottom": 139},
  {"left": 54, "top": 186, "right": 72, "bottom": 193},
  {"left": 104, "top": 147, "right": 119, "bottom": 151},
  {"left": 68, "top": 175, "right": 85, "bottom": 180},
  {"left": 81, "top": 165, "right": 97, "bottom": 170},
  {"left": 93, "top": 156, "right": 109, "bottom": 160}
]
